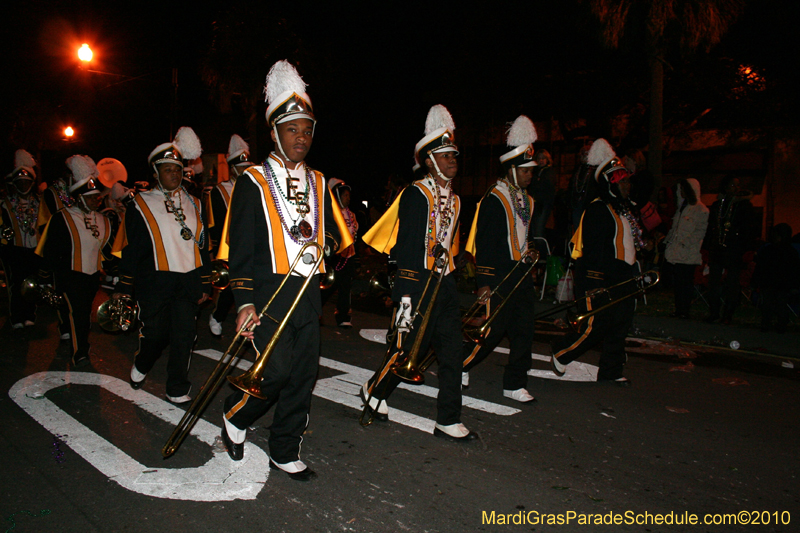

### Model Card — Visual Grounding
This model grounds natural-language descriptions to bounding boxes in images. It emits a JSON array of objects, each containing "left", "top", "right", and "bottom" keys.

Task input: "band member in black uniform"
[
  {"left": 217, "top": 60, "right": 351, "bottom": 481},
  {"left": 112, "top": 127, "right": 211, "bottom": 404},
  {"left": 322, "top": 179, "right": 358, "bottom": 328},
  {"left": 37, "top": 156, "right": 112, "bottom": 367},
  {"left": 1, "top": 150, "right": 42, "bottom": 329},
  {"left": 463, "top": 116, "right": 538, "bottom": 403},
  {"left": 361, "top": 105, "right": 477, "bottom": 442},
  {"left": 37, "top": 155, "right": 97, "bottom": 340},
  {"left": 207, "top": 134, "right": 253, "bottom": 336},
  {"left": 551, "top": 139, "right": 640, "bottom": 386}
]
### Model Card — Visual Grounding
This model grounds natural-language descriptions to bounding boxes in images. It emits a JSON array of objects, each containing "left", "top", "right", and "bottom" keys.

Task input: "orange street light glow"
[
  {"left": 78, "top": 44, "right": 93, "bottom": 62},
  {"left": 64, "top": 127, "right": 75, "bottom": 137}
]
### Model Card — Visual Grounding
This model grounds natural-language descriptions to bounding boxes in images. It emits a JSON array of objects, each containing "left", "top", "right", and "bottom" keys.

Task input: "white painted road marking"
[
  {"left": 9, "top": 372, "right": 270, "bottom": 502},
  {"left": 359, "top": 329, "right": 599, "bottom": 382},
  {"left": 194, "top": 349, "right": 521, "bottom": 435}
]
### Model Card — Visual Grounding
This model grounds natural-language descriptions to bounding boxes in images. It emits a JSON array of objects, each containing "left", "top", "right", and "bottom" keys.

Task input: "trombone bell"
[
  {"left": 319, "top": 269, "right": 336, "bottom": 290},
  {"left": 227, "top": 370, "right": 267, "bottom": 399},
  {"left": 97, "top": 296, "right": 137, "bottom": 332},
  {"left": 210, "top": 260, "right": 230, "bottom": 289},
  {"left": 390, "top": 354, "right": 425, "bottom": 384}
]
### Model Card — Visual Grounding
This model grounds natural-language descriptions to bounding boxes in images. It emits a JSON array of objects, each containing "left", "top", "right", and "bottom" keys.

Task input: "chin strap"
[
  {"left": 155, "top": 177, "right": 179, "bottom": 194},
  {"left": 13, "top": 181, "right": 35, "bottom": 197},
  {"left": 511, "top": 166, "right": 520, "bottom": 188},
  {"left": 272, "top": 125, "right": 311, "bottom": 171},
  {"left": 272, "top": 125, "right": 292, "bottom": 164},
  {"left": 428, "top": 152, "right": 452, "bottom": 182},
  {"left": 151, "top": 163, "right": 180, "bottom": 191}
]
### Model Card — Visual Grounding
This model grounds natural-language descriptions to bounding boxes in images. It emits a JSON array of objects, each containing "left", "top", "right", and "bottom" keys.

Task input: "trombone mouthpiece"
[{"left": 302, "top": 253, "right": 314, "bottom": 264}]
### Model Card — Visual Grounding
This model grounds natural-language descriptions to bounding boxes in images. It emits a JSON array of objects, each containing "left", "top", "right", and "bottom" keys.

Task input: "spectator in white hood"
[{"left": 664, "top": 178, "right": 709, "bottom": 318}]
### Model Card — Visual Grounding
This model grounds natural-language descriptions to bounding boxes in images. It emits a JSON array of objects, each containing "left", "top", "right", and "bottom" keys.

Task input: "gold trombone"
[
  {"left": 535, "top": 269, "right": 660, "bottom": 329},
  {"left": 359, "top": 247, "right": 450, "bottom": 426},
  {"left": 461, "top": 249, "right": 540, "bottom": 344},
  {"left": 162, "top": 241, "right": 325, "bottom": 458},
  {"left": 413, "top": 249, "right": 541, "bottom": 376}
]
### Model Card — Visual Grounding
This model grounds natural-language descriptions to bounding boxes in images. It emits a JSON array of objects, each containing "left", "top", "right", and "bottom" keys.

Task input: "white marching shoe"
[
  {"left": 461, "top": 372, "right": 469, "bottom": 388},
  {"left": 503, "top": 388, "right": 536, "bottom": 403},
  {"left": 433, "top": 422, "right": 479, "bottom": 442},
  {"left": 209, "top": 315, "right": 222, "bottom": 336},
  {"left": 551, "top": 355, "right": 566, "bottom": 377}
]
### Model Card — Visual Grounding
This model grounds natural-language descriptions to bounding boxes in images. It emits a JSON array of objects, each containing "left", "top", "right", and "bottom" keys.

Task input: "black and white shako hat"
[
  {"left": 264, "top": 60, "right": 315, "bottom": 128},
  {"left": 66, "top": 155, "right": 101, "bottom": 197},
  {"left": 226, "top": 134, "right": 253, "bottom": 168},
  {"left": 6, "top": 149, "right": 37, "bottom": 182},
  {"left": 414, "top": 105, "right": 458, "bottom": 181},
  {"left": 499, "top": 115, "right": 537, "bottom": 187},
  {"left": 587, "top": 138, "right": 628, "bottom": 184},
  {"left": 147, "top": 127, "right": 203, "bottom": 171}
]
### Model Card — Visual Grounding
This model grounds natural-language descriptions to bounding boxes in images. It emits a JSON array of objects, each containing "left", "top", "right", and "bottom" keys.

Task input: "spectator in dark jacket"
[
  {"left": 753, "top": 223, "right": 800, "bottom": 333},
  {"left": 704, "top": 175, "right": 755, "bottom": 324}
]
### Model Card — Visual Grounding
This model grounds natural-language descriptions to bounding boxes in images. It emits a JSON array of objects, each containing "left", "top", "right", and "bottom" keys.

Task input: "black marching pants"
[
  {"left": 366, "top": 277, "right": 463, "bottom": 426},
  {"left": 55, "top": 270, "right": 99, "bottom": 359},
  {"left": 223, "top": 293, "right": 320, "bottom": 464},
  {"left": 462, "top": 283, "right": 535, "bottom": 391},
  {"left": 552, "top": 294, "right": 635, "bottom": 381},
  {"left": 134, "top": 294, "right": 198, "bottom": 397},
  {"left": 1, "top": 246, "right": 39, "bottom": 324}
]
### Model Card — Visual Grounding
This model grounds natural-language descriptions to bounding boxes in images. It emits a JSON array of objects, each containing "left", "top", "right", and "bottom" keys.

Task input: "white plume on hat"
[
  {"left": 227, "top": 134, "right": 250, "bottom": 161},
  {"left": 264, "top": 60, "right": 307, "bottom": 105},
  {"left": 15, "top": 149, "right": 36, "bottom": 171},
  {"left": 66, "top": 155, "right": 98, "bottom": 183},
  {"left": 12, "top": 149, "right": 37, "bottom": 178},
  {"left": 506, "top": 116, "right": 537, "bottom": 148},
  {"left": 587, "top": 138, "right": 616, "bottom": 167},
  {"left": 174, "top": 127, "right": 203, "bottom": 160},
  {"left": 424, "top": 105, "right": 455, "bottom": 136}
]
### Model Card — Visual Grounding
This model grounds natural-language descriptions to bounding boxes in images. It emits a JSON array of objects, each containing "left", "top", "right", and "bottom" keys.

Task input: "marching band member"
[
  {"left": 361, "top": 105, "right": 477, "bottom": 442},
  {"left": 463, "top": 116, "right": 538, "bottom": 403},
  {"left": 36, "top": 156, "right": 112, "bottom": 367},
  {"left": 217, "top": 60, "right": 351, "bottom": 480},
  {"left": 207, "top": 134, "right": 253, "bottom": 336},
  {"left": 96, "top": 158, "right": 130, "bottom": 289},
  {"left": 112, "top": 127, "right": 211, "bottom": 404},
  {"left": 551, "top": 139, "right": 639, "bottom": 386},
  {"left": 1, "top": 150, "right": 42, "bottom": 329},
  {"left": 37, "top": 156, "right": 81, "bottom": 342}
]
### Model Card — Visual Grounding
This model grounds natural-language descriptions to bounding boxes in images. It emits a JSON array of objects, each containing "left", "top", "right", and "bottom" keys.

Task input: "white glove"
[{"left": 395, "top": 296, "right": 413, "bottom": 333}]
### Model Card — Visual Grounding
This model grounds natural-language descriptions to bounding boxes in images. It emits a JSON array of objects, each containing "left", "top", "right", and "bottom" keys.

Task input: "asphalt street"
[{"left": 1, "top": 294, "right": 798, "bottom": 533}]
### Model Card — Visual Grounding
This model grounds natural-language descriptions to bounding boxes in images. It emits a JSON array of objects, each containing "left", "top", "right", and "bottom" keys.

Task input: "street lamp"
[
  {"left": 78, "top": 44, "right": 93, "bottom": 63},
  {"left": 64, "top": 126, "right": 75, "bottom": 138}
]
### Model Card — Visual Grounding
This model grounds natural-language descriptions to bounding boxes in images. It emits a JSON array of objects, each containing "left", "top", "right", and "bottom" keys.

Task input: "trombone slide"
[
  {"left": 227, "top": 243, "right": 326, "bottom": 399},
  {"left": 162, "top": 242, "right": 324, "bottom": 458}
]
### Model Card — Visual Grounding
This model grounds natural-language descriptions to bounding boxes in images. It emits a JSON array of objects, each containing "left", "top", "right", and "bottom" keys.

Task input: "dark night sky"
[{"left": 3, "top": 0, "right": 798, "bottom": 199}]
